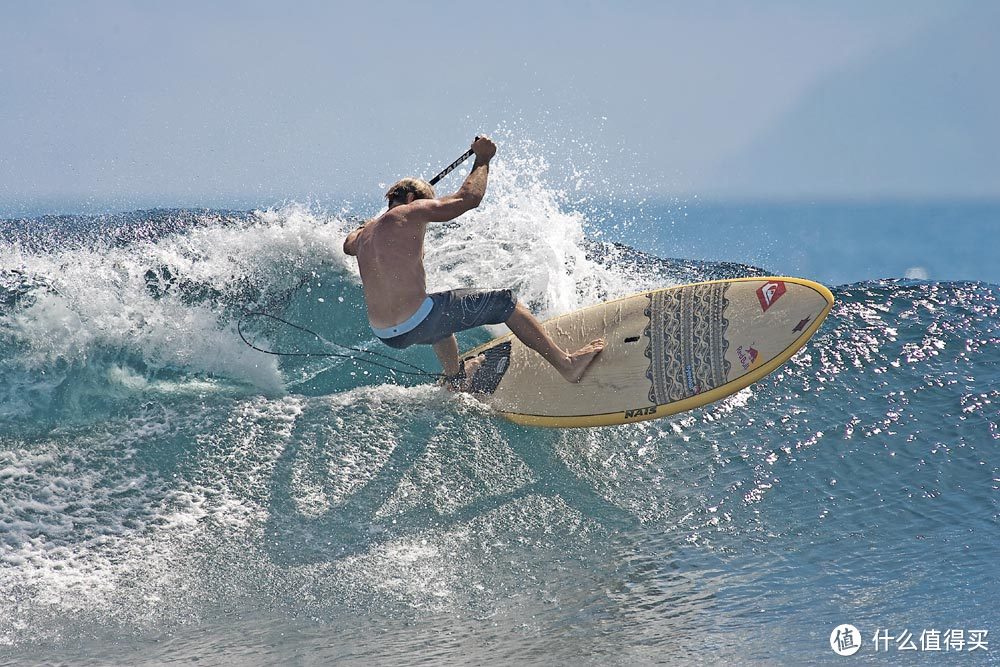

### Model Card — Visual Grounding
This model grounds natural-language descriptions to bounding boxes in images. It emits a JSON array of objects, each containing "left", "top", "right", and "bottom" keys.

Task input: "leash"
[{"left": 237, "top": 312, "right": 442, "bottom": 379}]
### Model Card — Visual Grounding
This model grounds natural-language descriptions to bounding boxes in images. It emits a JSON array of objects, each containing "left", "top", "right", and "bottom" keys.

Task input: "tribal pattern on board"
[{"left": 644, "top": 284, "right": 731, "bottom": 404}]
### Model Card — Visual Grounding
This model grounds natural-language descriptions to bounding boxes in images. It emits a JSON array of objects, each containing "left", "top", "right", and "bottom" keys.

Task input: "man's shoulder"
[{"left": 382, "top": 204, "right": 433, "bottom": 227}]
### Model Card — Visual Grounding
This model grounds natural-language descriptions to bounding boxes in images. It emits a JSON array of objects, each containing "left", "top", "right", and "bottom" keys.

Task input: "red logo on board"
[
  {"left": 756, "top": 281, "right": 787, "bottom": 312},
  {"left": 737, "top": 344, "right": 759, "bottom": 371}
]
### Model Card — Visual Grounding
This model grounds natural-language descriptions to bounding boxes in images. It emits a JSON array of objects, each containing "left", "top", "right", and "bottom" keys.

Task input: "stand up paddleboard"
[{"left": 462, "top": 277, "right": 834, "bottom": 428}]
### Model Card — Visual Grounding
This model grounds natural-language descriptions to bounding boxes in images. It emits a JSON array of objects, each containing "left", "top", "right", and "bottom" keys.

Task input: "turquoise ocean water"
[{"left": 1, "top": 158, "right": 998, "bottom": 664}]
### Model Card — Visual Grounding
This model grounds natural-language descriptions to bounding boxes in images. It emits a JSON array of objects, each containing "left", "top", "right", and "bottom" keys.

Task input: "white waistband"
[{"left": 370, "top": 296, "right": 434, "bottom": 338}]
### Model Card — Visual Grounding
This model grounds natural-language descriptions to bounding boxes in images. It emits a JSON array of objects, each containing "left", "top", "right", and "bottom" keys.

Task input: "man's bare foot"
[
  {"left": 558, "top": 339, "right": 605, "bottom": 383},
  {"left": 441, "top": 354, "right": 486, "bottom": 393}
]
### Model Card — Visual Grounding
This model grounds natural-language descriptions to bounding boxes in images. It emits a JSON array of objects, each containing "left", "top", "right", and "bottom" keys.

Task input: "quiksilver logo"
[{"left": 756, "top": 281, "right": 787, "bottom": 312}]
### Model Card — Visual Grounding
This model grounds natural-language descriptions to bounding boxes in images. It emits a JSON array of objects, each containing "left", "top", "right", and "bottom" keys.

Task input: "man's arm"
[
  {"left": 406, "top": 136, "right": 497, "bottom": 223},
  {"left": 343, "top": 222, "right": 367, "bottom": 256}
]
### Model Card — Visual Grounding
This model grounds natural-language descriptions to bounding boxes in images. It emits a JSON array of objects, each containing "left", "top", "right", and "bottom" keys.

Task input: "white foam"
[
  {"left": 422, "top": 152, "right": 644, "bottom": 325},
  {"left": 0, "top": 206, "right": 363, "bottom": 392},
  {"left": 0, "top": 400, "right": 304, "bottom": 641}
]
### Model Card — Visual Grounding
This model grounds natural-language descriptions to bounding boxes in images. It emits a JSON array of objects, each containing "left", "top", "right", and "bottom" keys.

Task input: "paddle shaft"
[{"left": 428, "top": 148, "right": 475, "bottom": 186}]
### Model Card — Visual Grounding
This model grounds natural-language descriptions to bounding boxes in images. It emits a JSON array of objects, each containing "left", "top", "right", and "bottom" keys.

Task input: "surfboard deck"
[{"left": 462, "top": 277, "right": 834, "bottom": 428}]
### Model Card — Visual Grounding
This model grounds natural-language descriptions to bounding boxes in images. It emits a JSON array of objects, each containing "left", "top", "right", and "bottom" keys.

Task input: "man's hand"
[
  {"left": 472, "top": 135, "right": 497, "bottom": 163},
  {"left": 389, "top": 139, "right": 496, "bottom": 225}
]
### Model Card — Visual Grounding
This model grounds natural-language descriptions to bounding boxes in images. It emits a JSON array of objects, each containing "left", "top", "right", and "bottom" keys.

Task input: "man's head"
[{"left": 385, "top": 178, "right": 435, "bottom": 208}]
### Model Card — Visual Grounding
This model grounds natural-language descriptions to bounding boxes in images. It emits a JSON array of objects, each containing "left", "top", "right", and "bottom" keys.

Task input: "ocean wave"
[
  {"left": 1, "top": 198, "right": 998, "bottom": 651},
  {"left": 0, "top": 165, "right": 768, "bottom": 426}
]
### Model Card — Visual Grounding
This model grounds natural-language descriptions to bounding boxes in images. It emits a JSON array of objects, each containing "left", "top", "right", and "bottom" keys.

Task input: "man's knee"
[
  {"left": 504, "top": 300, "right": 523, "bottom": 320},
  {"left": 497, "top": 290, "right": 518, "bottom": 322},
  {"left": 431, "top": 333, "right": 457, "bottom": 348}
]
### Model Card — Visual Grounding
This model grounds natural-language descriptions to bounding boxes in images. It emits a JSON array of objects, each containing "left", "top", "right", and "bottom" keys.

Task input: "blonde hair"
[{"left": 385, "top": 178, "right": 436, "bottom": 205}]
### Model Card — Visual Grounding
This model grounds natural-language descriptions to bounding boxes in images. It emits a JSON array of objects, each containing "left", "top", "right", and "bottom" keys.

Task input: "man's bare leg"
[
  {"left": 505, "top": 302, "right": 604, "bottom": 383},
  {"left": 432, "top": 335, "right": 462, "bottom": 377},
  {"left": 432, "top": 335, "right": 485, "bottom": 392}
]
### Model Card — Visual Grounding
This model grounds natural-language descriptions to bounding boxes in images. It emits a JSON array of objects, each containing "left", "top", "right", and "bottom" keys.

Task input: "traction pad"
[{"left": 462, "top": 342, "right": 512, "bottom": 395}]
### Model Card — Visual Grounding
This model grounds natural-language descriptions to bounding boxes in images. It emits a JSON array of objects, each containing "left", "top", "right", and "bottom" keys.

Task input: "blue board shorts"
[{"left": 371, "top": 289, "right": 517, "bottom": 349}]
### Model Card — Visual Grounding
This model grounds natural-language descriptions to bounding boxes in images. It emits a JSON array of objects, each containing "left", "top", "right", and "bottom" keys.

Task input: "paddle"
[{"left": 428, "top": 147, "right": 475, "bottom": 185}]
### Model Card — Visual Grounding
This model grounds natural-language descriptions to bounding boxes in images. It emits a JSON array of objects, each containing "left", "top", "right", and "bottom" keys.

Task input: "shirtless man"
[{"left": 343, "top": 135, "right": 604, "bottom": 390}]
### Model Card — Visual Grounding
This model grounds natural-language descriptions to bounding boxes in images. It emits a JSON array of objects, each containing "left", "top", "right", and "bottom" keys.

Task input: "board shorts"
[{"left": 371, "top": 289, "right": 517, "bottom": 350}]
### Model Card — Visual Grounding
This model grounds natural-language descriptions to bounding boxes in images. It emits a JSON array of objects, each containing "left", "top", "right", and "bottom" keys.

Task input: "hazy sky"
[{"left": 1, "top": 1, "right": 997, "bottom": 214}]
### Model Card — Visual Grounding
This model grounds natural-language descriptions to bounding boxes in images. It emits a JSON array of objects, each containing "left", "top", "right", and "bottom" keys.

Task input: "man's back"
[
  {"left": 344, "top": 140, "right": 494, "bottom": 329},
  {"left": 352, "top": 209, "right": 429, "bottom": 329}
]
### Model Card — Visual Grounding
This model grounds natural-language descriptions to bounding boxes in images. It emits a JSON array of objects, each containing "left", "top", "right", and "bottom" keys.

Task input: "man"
[{"left": 343, "top": 135, "right": 604, "bottom": 391}]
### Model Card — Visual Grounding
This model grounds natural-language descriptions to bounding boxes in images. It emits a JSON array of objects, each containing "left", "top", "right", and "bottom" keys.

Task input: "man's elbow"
[{"left": 461, "top": 193, "right": 483, "bottom": 212}]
